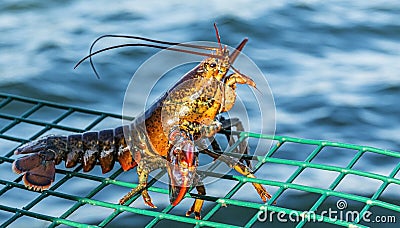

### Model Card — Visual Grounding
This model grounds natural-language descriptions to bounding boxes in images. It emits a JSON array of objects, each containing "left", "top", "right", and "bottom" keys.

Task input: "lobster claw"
[{"left": 167, "top": 130, "right": 198, "bottom": 206}]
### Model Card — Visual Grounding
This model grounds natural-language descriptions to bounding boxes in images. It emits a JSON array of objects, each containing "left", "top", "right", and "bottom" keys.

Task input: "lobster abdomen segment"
[
  {"left": 12, "top": 126, "right": 139, "bottom": 191},
  {"left": 98, "top": 129, "right": 116, "bottom": 174},
  {"left": 66, "top": 134, "right": 83, "bottom": 168},
  {"left": 82, "top": 132, "right": 99, "bottom": 172}
]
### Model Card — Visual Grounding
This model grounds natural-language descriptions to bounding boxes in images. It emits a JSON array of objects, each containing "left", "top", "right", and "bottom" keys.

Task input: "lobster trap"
[{"left": 0, "top": 92, "right": 399, "bottom": 228}]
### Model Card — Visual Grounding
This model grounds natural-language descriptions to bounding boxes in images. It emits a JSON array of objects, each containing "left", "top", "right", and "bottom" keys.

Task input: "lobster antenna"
[
  {"left": 90, "top": 34, "right": 217, "bottom": 53},
  {"left": 74, "top": 43, "right": 224, "bottom": 78},
  {"left": 82, "top": 34, "right": 220, "bottom": 79},
  {"left": 229, "top": 38, "right": 248, "bottom": 64},
  {"left": 213, "top": 23, "right": 223, "bottom": 52}
]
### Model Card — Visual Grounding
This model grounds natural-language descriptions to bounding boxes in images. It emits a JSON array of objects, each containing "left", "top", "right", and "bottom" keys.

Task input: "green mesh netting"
[{"left": 0, "top": 93, "right": 399, "bottom": 228}]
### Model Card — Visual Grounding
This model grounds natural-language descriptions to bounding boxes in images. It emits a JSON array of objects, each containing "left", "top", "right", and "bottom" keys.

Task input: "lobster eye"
[{"left": 210, "top": 62, "right": 217, "bottom": 68}]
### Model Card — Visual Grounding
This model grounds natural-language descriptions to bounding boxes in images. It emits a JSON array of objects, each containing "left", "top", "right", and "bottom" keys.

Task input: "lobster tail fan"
[{"left": 12, "top": 151, "right": 56, "bottom": 191}]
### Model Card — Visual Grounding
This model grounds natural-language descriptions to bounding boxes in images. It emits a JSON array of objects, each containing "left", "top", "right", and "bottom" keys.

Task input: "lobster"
[{"left": 12, "top": 24, "right": 272, "bottom": 219}]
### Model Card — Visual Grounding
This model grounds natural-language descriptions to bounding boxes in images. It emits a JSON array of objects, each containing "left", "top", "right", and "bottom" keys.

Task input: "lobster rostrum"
[{"left": 12, "top": 24, "right": 272, "bottom": 219}]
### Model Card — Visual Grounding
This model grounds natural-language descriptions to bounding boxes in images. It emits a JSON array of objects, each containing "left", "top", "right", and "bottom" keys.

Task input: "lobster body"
[
  {"left": 13, "top": 59, "right": 240, "bottom": 188},
  {"left": 12, "top": 29, "right": 272, "bottom": 219}
]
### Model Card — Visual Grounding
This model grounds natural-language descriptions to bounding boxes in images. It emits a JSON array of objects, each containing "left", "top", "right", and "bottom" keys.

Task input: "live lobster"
[{"left": 12, "top": 24, "right": 272, "bottom": 219}]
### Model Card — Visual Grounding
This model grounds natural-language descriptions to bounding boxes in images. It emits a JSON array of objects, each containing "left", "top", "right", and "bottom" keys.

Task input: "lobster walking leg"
[
  {"left": 201, "top": 148, "right": 272, "bottom": 202},
  {"left": 185, "top": 174, "right": 206, "bottom": 220},
  {"left": 217, "top": 116, "right": 251, "bottom": 167},
  {"left": 141, "top": 189, "right": 156, "bottom": 208},
  {"left": 207, "top": 116, "right": 251, "bottom": 168},
  {"left": 119, "top": 155, "right": 165, "bottom": 207}
]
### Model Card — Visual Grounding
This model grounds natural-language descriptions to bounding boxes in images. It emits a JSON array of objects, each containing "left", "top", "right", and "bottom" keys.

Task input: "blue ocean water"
[{"left": 0, "top": 0, "right": 399, "bottom": 227}]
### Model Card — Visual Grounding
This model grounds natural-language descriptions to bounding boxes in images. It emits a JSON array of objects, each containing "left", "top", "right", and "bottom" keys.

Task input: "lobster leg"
[
  {"left": 209, "top": 116, "right": 251, "bottom": 167},
  {"left": 141, "top": 189, "right": 156, "bottom": 208},
  {"left": 201, "top": 148, "right": 272, "bottom": 202},
  {"left": 185, "top": 174, "right": 206, "bottom": 220},
  {"left": 119, "top": 155, "right": 165, "bottom": 207}
]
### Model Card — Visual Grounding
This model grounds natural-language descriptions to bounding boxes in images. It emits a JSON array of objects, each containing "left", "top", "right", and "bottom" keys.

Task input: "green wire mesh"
[{"left": 0, "top": 92, "right": 399, "bottom": 227}]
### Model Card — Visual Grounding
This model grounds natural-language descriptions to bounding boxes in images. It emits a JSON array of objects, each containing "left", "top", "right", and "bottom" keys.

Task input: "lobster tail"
[
  {"left": 13, "top": 136, "right": 67, "bottom": 191},
  {"left": 12, "top": 126, "right": 140, "bottom": 191},
  {"left": 12, "top": 150, "right": 56, "bottom": 191}
]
